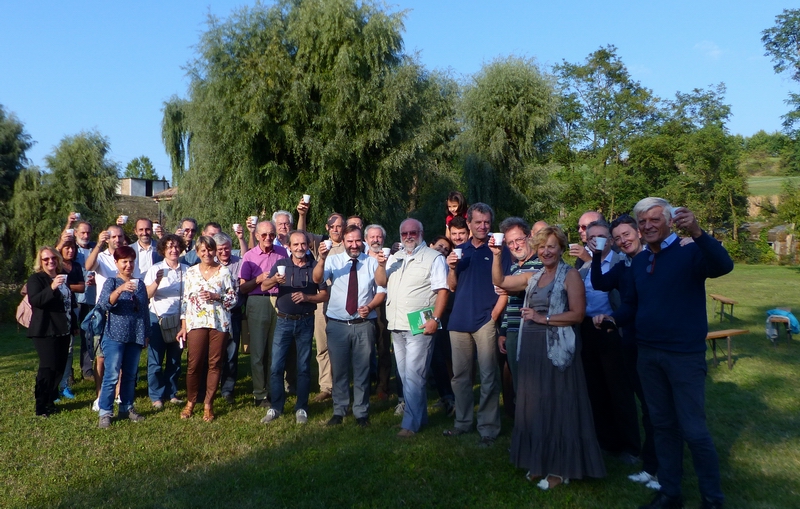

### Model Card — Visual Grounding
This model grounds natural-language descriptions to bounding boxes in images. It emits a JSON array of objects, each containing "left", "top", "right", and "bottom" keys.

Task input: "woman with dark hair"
[
  {"left": 96, "top": 245, "right": 150, "bottom": 428},
  {"left": 57, "top": 239, "right": 86, "bottom": 399},
  {"left": 26, "top": 246, "right": 78, "bottom": 417},
  {"left": 491, "top": 226, "right": 605, "bottom": 489},
  {"left": 177, "top": 236, "right": 237, "bottom": 422},
  {"left": 144, "top": 234, "right": 188, "bottom": 409}
]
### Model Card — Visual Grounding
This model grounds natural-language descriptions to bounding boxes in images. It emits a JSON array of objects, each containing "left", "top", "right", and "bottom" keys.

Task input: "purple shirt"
[{"left": 239, "top": 244, "right": 288, "bottom": 295}]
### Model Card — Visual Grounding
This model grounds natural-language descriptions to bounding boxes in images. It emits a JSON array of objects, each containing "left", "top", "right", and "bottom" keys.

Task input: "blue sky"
[{"left": 0, "top": 1, "right": 794, "bottom": 182}]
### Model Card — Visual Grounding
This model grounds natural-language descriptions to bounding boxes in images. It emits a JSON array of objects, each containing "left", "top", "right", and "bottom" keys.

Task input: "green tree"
[
  {"left": 459, "top": 56, "right": 559, "bottom": 221},
  {"left": 124, "top": 156, "right": 160, "bottom": 180},
  {"left": 763, "top": 9, "right": 800, "bottom": 133},
  {"left": 161, "top": 97, "right": 191, "bottom": 186},
  {"left": 166, "top": 0, "right": 458, "bottom": 233},
  {"left": 10, "top": 131, "right": 119, "bottom": 269},
  {"left": 0, "top": 105, "right": 33, "bottom": 280}
]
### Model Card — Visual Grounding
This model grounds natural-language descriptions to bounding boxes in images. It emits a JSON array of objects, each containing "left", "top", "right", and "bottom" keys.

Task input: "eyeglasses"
[
  {"left": 578, "top": 225, "right": 589, "bottom": 231},
  {"left": 259, "top": 233, "right": 277, "bottom": 238},
  {"left": 506, "top": 237, "right": 528, "bottom": 247},
  {"left": 400, "top": 230, "right": 420, "bottom": 237},
  {"left": 646, "top": 253, "right": 656, "bottom": 275},
  {"left": 41, "top": 257, "right": 57, "bottom": 262}
]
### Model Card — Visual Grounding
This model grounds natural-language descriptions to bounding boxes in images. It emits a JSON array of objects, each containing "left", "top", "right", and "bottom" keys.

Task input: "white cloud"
[{"left": 694, "top": 41, "right": 722, "bottom": 60}]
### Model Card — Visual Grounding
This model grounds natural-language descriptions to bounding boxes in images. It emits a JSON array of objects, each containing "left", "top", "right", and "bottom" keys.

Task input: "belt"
[
  {"left": 250, "top": 294, "right": 274, "bottom": 297},
  {"left": 277, "top": 311, "right": 314, "bottom": 320},
  {"left": 328, "top": 317, "right": 370, "bottom": 325}
]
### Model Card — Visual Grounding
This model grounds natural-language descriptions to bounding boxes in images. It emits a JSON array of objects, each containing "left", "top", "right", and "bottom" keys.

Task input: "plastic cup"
[
  {"left": 454, "top": 248, "right": 463, "bottom": 259},
  {"left": 232, "top": 223, "right": 241, "bottom": 232},
  {"left": 492, "top": 232, "right": 504, "bottom": 245},
  {"left": 382, "top": 247, "right": 391, "bottom": 257},
  {"left": 323, "top": 240, "right": 333, "bottom": 250},
  {"left": 74, "top": 212, "right": 81, "bottom": 220},
  {"left": 671, "top": 206, "right": 684, "bottom": 218},
  {"left": 302, "top": 194, "right": 311, "bottom": 204},
  {"left": 249, "top": 216, "right": 258, "bottom": 225},
  {"left": 595, "top": 237, "right": 607, "bottom": 250},
  {"left": 120, "top": 215, "right": 128, "bottom": 224},
  {"left": 130, "top": 278, "right": 139, "bottom": 288},
  {"left": 66, "top": 228, "right": 74, "bottom": 236},
  {"left": 277, "top": 265, "right": 286, "bottom": 276}
]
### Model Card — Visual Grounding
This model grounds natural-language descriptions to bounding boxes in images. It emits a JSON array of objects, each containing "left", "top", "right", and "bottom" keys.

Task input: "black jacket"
[{"left": 26, "top": 271, "right": 77, "bottom": 338}]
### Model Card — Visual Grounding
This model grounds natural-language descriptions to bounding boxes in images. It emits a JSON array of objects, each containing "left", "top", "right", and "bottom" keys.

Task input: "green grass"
[
  {"left": 747, "top": 175, "right": 800, "bottom": 197},
  {"left": 2, "top": 264, "right": 800, "bottom": 508}
]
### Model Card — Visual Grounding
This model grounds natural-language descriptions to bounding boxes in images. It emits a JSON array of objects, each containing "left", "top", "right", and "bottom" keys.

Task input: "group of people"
[{"left": 24, "top": 193, "right": 731, "bottom": 509}]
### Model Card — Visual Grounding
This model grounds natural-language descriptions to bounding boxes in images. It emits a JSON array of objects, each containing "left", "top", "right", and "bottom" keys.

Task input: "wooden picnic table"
[
  {"left": 706, "top": 329, "right": 749, "bottom": 370},
  {"left": 709, "top": 294, "right": 737, "bottom": 322}
]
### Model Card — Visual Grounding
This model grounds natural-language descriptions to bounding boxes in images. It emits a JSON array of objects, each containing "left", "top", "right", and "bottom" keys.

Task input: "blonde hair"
[
  {"left": 33, "top": 246, "right": 63, "bottom": 273},
  {"left": 531, "top": 226, "right": 568, "bottom": 253}
]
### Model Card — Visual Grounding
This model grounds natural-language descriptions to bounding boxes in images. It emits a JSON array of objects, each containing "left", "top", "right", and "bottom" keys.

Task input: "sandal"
[
  {"left": 203, "top": 405, "right": 215, "bottom": 422},
  {"left": 536, "top": 474, "right": 569, "bottom": 491},
  {"left": 180, "top": 403, "right": 195, "bottom": 419}
]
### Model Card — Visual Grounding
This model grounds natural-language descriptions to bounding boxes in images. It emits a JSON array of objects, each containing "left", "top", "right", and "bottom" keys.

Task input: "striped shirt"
[{"left": 500, "top": 256, "right": 543, "bottom": 336}]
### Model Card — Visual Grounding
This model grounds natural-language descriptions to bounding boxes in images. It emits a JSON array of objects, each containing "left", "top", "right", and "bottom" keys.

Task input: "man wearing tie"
[{"left": 313, "top": 225, "right": 386, "bottom": 427}]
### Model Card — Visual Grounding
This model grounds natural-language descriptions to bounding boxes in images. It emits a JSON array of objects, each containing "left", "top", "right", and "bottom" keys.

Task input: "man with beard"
[
  {"left": 133, "top": 218, "right": 162, "bottom": 277},
  {"left": 375, "top": 219, "right": 448, "bottom": 437},
  {"left": 313, "top": 225, "right": 385, "bottom": 427}
]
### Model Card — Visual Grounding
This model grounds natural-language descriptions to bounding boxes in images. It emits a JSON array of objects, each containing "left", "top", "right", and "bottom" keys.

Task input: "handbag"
[{"left": 156, "top": 266, "right": 183, "bottom": 344}]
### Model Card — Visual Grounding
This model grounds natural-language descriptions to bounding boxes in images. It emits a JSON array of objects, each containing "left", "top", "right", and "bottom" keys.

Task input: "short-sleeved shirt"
[
  {"left": 238, "top": 244, "right": 288, "bottom": 295},
  {"left": 75, "top": 245, "right": 96, "bottom": 305},
  {"left": 323, "top": 252, "right": 386, "bottom": 321},
  {"left": 144, "top": 261, "right": 189, "bottom": 316},
  {"left": 448, "top": 240, "right": 512, "bottom": 333},
  {"left": 500, "top": 256, "right": 543, "bottom": 336},
  {"left": 94, "top": 250, "right": 118, "bottom": 294},
  {"left": 269, "top": 255, "right": 327, "bottom": 315}
]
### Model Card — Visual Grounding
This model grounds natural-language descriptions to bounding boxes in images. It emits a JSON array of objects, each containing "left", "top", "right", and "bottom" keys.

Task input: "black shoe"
[
  {"left": 617, "top": 452, "right": 641, "bottom": 465},
  {"left": 326, "top": 414, "right": 343, "bottom": 426},
  {"left": 639, "top": 492, "right": 684, "bottom": 509},
  {"left": 356, "top": 417, "right": 369, "bottom": 428},
  {"left": 255, "top": 398, "right": 271, "bottom": 409},
  {"left": 478, "top": 435, "right": 496, "bottom": 447},
  {"left": 701, "top": 498, "right": 724, "bottom": 509},
  {"left": 223, "top": 393, "right": 235, "bottom": 404}
]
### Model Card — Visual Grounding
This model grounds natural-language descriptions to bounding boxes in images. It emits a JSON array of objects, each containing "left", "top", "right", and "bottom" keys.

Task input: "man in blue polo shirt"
[{"left": 444, "top": 203, "right": 511, "bottom": 446}]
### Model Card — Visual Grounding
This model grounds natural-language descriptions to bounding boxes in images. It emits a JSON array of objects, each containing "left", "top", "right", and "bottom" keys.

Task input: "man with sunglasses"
[
  {"left": 260, "top": 230, "right": 328, "bottom": 424},
  {"left": 596, "top": 198, "right": 733, "bottom": 509},
  {"left": 570, "top": 211, "right": 603, "bottom": 268},
  {"left": 239, "top": 221, "right": 288, "bottom": 408}
]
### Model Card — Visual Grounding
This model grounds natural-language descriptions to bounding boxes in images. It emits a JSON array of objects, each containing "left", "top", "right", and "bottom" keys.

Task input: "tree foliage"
[
  {"left": 0, "top": 105, "right": 33, "bottom": 279},
  {"left": 124, "top": 155, "right": 160, "bottom": 180},
  {"left": 161, "top": 96, "right": 191, "bottom": 186},
  {"left": 10, "top": 131, "right": 119, "bottom": 270},
  {"left": 167, "top": 0, "right": 458, "bottom": 233}
]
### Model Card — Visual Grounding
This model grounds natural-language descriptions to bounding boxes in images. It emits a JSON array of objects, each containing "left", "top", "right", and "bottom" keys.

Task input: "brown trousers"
[{"left": 186, "top": 328, "right": 229, "bottom": 405}]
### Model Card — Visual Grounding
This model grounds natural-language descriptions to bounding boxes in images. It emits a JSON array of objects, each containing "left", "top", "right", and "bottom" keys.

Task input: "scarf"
[{"left": 520, "top": 259, "right": 576, "bottom": 371}]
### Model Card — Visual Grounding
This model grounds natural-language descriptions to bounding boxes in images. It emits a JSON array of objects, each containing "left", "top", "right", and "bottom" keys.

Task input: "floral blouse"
[{"left": 180, "top": 264, "right": 237, "bottom": 333}]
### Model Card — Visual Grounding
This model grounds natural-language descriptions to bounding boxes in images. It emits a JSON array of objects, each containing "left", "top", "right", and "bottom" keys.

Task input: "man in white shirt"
[{"left": 133, "top": 218, "right": 162, "bottom": 277}]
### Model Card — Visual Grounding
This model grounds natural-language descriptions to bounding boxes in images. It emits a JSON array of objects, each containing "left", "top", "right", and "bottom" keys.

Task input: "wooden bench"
[
  {"left": 768, "top": 315, "right": 793, "bottom": 346},
  {"left": 706, "top": 329, "right": 749, "bottom": 370},
  {"left": 709, "top": 294, "right": 737, "bottom": 322}
]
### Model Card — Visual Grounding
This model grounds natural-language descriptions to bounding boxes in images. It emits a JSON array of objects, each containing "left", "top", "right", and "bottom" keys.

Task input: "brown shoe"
[
  {"left": 313, "top": 391, "right": 332, "bottom": 403},
  {"left": 203, "top": 405, "right": 215, "bottom": 422},
  {"left": 397, "top": 428, "right": 415, "bottom": 438},
  {"left": 180, "top": 403, "right": 195, "bottom": 419}
]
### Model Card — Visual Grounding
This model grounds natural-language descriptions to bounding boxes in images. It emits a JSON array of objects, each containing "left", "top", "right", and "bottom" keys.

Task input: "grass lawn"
[
  {"left": 747, "top": 175, "right": 800, "bottom": 197},
  {"left": 2, "top": 264, "right": 799, "bottom": 508}
]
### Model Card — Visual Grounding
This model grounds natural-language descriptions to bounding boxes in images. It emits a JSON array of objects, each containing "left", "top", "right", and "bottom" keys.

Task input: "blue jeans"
[
  {"left": 326, "top": 319, "right": 375, "bottom": 419},
  {"left": 99, "top": 339, "right": 143, "bottom": 417},
  {"left": 147, "top": 312, "right": 183, "bottom": 402},
  {"left": 392, "top": 330, "right": 434, "bottom": 432},
  {"left": 637, "top": 345, "right": 723, "bottom": 503},
  {"left": 270, "top": 315, "right": 314, "bottom": 413},
  {"left": 221, "top": 310, "right": 243, "bottom": 396}
]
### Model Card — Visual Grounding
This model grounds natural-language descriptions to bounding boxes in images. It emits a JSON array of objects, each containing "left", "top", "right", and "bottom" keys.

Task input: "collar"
[
  {"left": 644, "top": 232, "right": 678, "bottom": 252},
  {"left": 136, "top": 241, "right": 152, "bottom": 252}
]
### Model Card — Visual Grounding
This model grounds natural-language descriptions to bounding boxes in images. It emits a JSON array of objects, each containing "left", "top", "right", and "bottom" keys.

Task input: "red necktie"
[{"left": 345, "top": 258, "right": 359, "bottom": 316}]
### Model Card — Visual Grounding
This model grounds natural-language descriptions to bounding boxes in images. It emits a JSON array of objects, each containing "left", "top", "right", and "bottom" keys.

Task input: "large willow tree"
[{"left": 165, "top": 0, "right": 457, "bottom": 232}]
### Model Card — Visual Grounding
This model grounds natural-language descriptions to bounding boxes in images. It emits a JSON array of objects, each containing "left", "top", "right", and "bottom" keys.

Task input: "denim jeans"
[
  {"left": 147, "top": 312, "right": 183, "bottom": 402},
  {"left": 221, "top": 310, "right": 243, "bottom": 397},
  {"left": 270, "top": 315, "right": 314, "bottom": 413},
  {"left": 327, "top": 320, "right": 375, "bottom": 419},
  {"left": 99, "top": 339, "right": 143, "bottom": 417},
  {"left": 638, "top": 345, "right": 723, "bottom": 503},
  {"left": 392, "top": 330, "right": 434, "bottom": 432}
]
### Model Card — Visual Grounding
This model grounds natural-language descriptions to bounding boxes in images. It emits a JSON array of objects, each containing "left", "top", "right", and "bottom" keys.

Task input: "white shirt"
[
  {"left": 94, "top": 250, "right": 118, "bottom": 293},
  {"left": 323, "top": 252, "right": 386, "bottom": 321},
  {"left": 145, "top": 261, "right": 189, "bottom": 316},
  {"left": 135, "top": 241, "right": 156, "bottom": 278}
]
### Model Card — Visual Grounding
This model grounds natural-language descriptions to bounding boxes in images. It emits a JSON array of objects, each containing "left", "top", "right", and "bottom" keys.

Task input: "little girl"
[{"left": 445, "top": 191, "right": 468, "bottom": 238}]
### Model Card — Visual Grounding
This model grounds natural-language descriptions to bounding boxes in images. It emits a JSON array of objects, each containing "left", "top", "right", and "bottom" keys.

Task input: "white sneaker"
[
  {"left": 295, "top": 409, "right": 308, "bottom": 424},
  {"left": 628, "top": 471, "right": 657, "bottom": 484},
  {"left": 394, "top": 401, "right": 405, "bottom": 416},
  {"left": 114, "top": 395, "right": 121, "bottom": 405},
  {"left": 645, "top": 479, "right": 662, "bottom": 491},
  {"left": 92, "top": 398, "right": 100, "bottom": 412},
  {"left": 260, "top": 408, "right": 280, "bottom": 424}
]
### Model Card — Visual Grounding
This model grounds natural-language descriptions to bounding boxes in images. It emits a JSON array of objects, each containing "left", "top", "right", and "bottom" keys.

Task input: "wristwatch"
[
  {"left": 433, "top": 317, "right": 441, "bottom": 326},
  {"left": 546, "top": 315, "right": 551, "bottom": 325}
]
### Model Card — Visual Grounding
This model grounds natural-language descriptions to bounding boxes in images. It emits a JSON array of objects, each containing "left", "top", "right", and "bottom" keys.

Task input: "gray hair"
[
  {"left": 272, "top": 210, "right": 293, "bottom": 225},
  {"left": 586, "top": 220, "right": 611, "bottom": 235},
  {"left": 398, "top": 218, "right": 423, "bottom": 235},
  {"left": 633, "top": 197, "right": 673, "bottom": 222},
  {"left": 365, "top": 223, "right": 387, "bottom": 239},
  {"left": 466, "top": 202, "right": 494, "bottom": 224},
  {"left": 499, "top": 217, "right": 530, "bottom": 236},
  {"left": 213, "top": 233, "right": 232, "bottom": 247}
]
